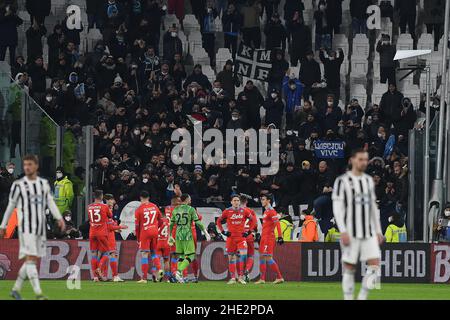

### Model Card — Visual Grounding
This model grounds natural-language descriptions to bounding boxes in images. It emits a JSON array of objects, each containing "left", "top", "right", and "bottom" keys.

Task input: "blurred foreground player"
[
  {"left": 332, "top": 149, "right": 384, "bottom": 300},
  {"left": 240, "top": 195, "right": 258, "bottom": 282},
  {"left": 0, "top": 155, "right": 65, "bottom": 300}
]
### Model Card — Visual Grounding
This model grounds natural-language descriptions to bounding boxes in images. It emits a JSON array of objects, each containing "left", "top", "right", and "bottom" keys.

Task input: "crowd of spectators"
[{"left": 1, "top": 0, "right": 446, "bottom": 238}]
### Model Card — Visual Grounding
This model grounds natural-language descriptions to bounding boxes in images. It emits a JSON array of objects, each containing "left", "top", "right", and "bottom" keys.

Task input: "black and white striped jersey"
[
  {"left": 332, "top": 172, "right": 382, "bottom": 239},
  {"left": 0, "top": 176, "right": 62, "bottom": 236}
]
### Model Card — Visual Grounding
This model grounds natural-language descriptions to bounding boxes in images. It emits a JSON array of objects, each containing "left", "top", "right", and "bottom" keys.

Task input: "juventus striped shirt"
[
  {"left": 332, "top": 172, "right": 382, "bottom": 239},
  {"left": 0, "top": 176, "right": 62, "bottom": 236}
]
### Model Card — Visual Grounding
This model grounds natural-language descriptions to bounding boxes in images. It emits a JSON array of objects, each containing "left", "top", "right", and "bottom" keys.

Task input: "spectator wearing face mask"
[
  {"left": 384, "top": 212, "right": 407, "bottom": 243},
  {"left": 60, "top": 210, "right": 81, "bottom": 239},
  {"left": 264, "top": 89, "right": 284, "bottom": 129},
  {"left": 54, "top": 167, "right": 74, "bottom": 214},
  {"left": 163, "top": 24, "right": 183, "bottom": 62}
]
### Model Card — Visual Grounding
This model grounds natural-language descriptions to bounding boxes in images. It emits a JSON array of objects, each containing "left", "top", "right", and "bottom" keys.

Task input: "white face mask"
[
  {"left": 378, "top": 133, "right": 384, "bottom": 139},
  {"left": 327, "top": 101, "right": 334, "bottom": 106},
  {"left": 232, "top": 116, "right": 239, "bottom": 121},
  {"left": 134, "top": 129, "right": 140, "bottom": 136},
  {"left": 445, "top": 210, "right": 450, "bottom": 217},
  {"left": 7, "top": 168, "right": 14, "bottom": 174},
  {"left": 289, "top": 85, "right": 296, "bottom": 90},
  {"left": 64, "top": 216, "right": 72, "bottom": 222},
  {"left": 171, "top": 32, "right": 177, "bottom": 37},
  {"left": 145, "top": 143, "right": 151, "bottom": 148},
  {"left": 271, "top": 93, "right": 277, "bottom": 99},
  {"left": 142, "top": 178, "right": 149, "bottom": 183},
  {"left": 213, "top": 87, "right": 221, "bottom": 93},
  {"left": 46, "top": 96, "right": 53, "bottom": 102},
  {"left": 56, "top": 172, "right": 63, "bottom": 179},
  {"left": 388, "top": 216, "right": 394, "bottom": 223}
]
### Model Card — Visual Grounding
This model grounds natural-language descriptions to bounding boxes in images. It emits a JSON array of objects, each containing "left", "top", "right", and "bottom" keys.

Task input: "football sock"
[
  {"left": 238, "top": 255, "right": 247, "bottom": 276},
  {"left": 110, "top": 257, "right": 118, "bottom": 277},
  {"left": 245, "top": 256, "right": 254, "bottom": 272},
  {"left": 90, "top": 251, "right": 99, "bottom": 276},
  {"left": 12, "top": 263, "right": 28, "bottom": 292},
  {"left": 141, "top": 257, "right": 149, "bottom": 280},
  {"left": 229, "top": 260, "right": 237, "bottom": 279},
  {"left": 259, "top": 259, "right": 267, "bottom": 280},
  {"left": 268, "top": 259, "right": 282, "bottom": 279},
  {"left": 178, "top": 258, "right": 191, "bottom": 272},
  {"left": 101, "top": 255, "right": 109, "bottom": 276},
  {"left": 171, "top": 258, "right": 178, "bottom": 274},
  {"left": 25, "top": 261, "right": 42, "bottom": 295},
  {"left": 151, "top": 254, "right": 161, "bottom": 270},
  {"left": 98, "top": 253, "right": 109, "bottom": 274},
  {"left": 358, "top": 265, "right": 379, "bottom": 300},
  {"left": 342, "top": 268, "right": 356, "bottom": 300},
  {"left": 191, "top": 259, "right": 199, "bottom": 277}
]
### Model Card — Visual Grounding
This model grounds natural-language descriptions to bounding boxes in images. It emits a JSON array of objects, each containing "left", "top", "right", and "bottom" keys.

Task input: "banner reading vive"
[{"left": 313, "top": 140, "right": 345, "bottom": 159}]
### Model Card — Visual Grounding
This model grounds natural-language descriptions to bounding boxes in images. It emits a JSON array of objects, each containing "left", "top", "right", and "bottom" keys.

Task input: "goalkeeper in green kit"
[{"left": 169, "top": 194, "right": 210, "bottom": 283}]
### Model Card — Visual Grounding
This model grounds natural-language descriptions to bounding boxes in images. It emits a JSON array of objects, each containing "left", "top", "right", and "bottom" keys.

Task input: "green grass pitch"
[{"left": 1, "top": 280, "right": 450, "bottom": 300}]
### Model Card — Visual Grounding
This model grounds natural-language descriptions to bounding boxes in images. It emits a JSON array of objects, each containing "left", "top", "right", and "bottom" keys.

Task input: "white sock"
[
  {"left": 358, "top": 265, "right": 380, "bottom": 300},
  {"left": 25, "top": 262, "right": 42, "bottom": 296},
  {"left": 342, "top": 268, "right": 355, "bottom": 300},
  {"left": 12, "top": 263, "right": 28, "bottom": 292}
]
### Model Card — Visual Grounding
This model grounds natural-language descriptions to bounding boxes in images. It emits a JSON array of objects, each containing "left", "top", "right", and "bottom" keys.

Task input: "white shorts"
[
  {"left": 19, "top": 233, "right": 46, "bottom": 260},
  {"left": 340, "top": 236, "right": 381, "bottom": 265}
]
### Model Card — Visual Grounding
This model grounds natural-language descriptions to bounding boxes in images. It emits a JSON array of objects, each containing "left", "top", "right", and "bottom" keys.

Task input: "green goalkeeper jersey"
[{"left": 170, "top": 204, "right": 204, "bottom": 241}]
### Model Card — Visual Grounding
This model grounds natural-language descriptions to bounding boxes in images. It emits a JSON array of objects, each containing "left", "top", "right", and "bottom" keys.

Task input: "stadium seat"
[{"left": 183, "top": 14, "right": 200, "bottom": 37}]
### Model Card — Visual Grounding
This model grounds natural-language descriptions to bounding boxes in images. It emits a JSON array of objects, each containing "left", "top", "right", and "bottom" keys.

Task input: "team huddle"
[
  {"left": 87, "top": 191, "right": 285, "bottom": 284},
  {"left": 0, "top": 149, "right": 381, "bottom": 299}
]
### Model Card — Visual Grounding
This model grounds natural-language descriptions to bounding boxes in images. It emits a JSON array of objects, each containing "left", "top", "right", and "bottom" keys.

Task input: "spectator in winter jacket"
[
  {"left": 314, "top": 1, "right": 332, "bottom": 50},
  {"left": 184, "top": 64, "right": 213, "bottom": 92},
  {"left": 283, "top": 75, "right": 304, "bottom": 130},
  {"left": 216, "top": 60, "right": 239, "bottom": 98},
  {"left": 86, "top": 0, "right": 105, "bottom": 29},
  {"left": 423, "top": 0, "right": 445, "bottom": 49},
  {"left": 27, "top": 56, "right": 48, "bottom": 101},
  {"left": 222, "top": 3, "right": 242, "bottom": 58},
  {"left": 264, "top": 12, "right": 287, "bottom": 52},
  {"left": 26, "top": 0, "right": 50, "bottom": 25},
  {"left": 264, "top": 89, "right": 284, "bottom": 128},
  {"left": 395, "top": 0, "right": 418, "bottom": 43},
  {"left": 379, "top": 83, "right": 404, "bottom": 130},
  {"left": 319, "top": 48, "right": 344, "bottom": 101},
  {"left": 26, "top": 19, "right": 47, "bottom": 63},
  {"left": 289, "top": 13, "right": 312, "bottom": 66},
  {"left": 0, "top": 5, "right": 23, "bottom": 63},
  {"left": 267, "top": 49, "right": 289, "bottom": 94},
  {"left": 237, "top": 80, "right": 264, "bottom": 129},
  {"left": 299, "top": 51, "right": 321, "bottom": 100},
  {"left": 283, "top": 0, "right": 304, "bottom": 37},
  {"left": 200, "top": 3, "right": 218, "bottom": 66},
  {"left": 240, "top": 0, "right": 262, "bottom": 48},
  {"left": 376, "top": 34, "right": 397, "bottom": 85},
  {"left": 163, "top": 24, "right": 183, "bottom": 61},
  {"left": 326, "top": 0, "right": 343, "bottom": 34}
]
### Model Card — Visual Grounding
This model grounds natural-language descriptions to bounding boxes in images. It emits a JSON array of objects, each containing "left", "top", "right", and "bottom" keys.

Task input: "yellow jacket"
[
  {"left": 325, "top": 227, "right": 341, "bottom": 242},
  {"left": 384, "top": 224, "right": 407, "bottom": 243},
  {"left": 274, "top": 219, "right": 294, "bottom": 241},
  {"left": 54, "top": 176, "right": 74, "bottom": 214}
]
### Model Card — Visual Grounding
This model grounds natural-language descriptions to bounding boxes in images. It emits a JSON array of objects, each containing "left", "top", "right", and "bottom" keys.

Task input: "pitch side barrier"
[{"left": 0, "top": 240, "right": 449, "bottom": 283}]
